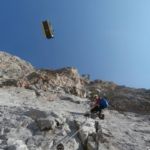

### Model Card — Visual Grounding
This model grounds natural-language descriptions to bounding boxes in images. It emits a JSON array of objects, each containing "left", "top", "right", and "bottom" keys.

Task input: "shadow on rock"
[{"left": 24, "top": 109, "right": 47, "bottom": 120}]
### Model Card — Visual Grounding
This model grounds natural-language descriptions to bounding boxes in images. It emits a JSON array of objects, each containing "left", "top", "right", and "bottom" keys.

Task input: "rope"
[
  {"left": 64, "top": 117, "right": 87, "bottom": 144},
  {"left": 50, "top": 117, "right": 88, "bottom": 150}
]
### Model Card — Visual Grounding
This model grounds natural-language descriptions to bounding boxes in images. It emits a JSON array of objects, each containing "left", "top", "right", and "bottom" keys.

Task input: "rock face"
[
  {"left": 0, "top": 51, "right": 34, "bottom": 80},
  {"left": 87, "top": 80, "right": 150, "bottom": 114},
  {"left": 16, "top": 67, "right": 86, "bottom": 97},
  {"left": 25, "top": 67, "right": 86, "bottom": 97},
  {"left": 107, "top": 86, "right": 150, "bottom": 114},
  {"left": 0, "top": 51, "right": 150, "bottom": 113},
  {"left": 0, "top": 51, "right": 86, "bottom": 97},
  {"left": 0, "top": 87, "right": 150, "bottom": 150},
  {"left": 0, "top": 51, "right": 150, "bottom": 150}
]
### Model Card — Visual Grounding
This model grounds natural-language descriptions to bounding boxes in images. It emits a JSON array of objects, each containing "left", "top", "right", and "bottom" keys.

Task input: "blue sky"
[{"left": 0, "top": 0, "right": 150, "bottom": 89}]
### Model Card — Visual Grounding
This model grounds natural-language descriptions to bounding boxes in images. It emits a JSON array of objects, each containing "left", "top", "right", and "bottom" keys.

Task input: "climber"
[{"left": 90, "top": 95, "right": 108, "bottom": 119}]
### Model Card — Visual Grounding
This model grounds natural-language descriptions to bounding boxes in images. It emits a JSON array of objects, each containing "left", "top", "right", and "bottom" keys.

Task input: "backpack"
[{"left": 99, "top": 98, "right": 108, "bottom": 109}]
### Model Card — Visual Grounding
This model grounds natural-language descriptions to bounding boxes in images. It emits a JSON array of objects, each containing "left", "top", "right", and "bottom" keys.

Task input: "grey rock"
[
  {"left": 87, "top": 133, "right": 97, "bottom": 150},
  {"left": 0, "top": 51, "right": 34, "bottom": 80},
  {"left": 4, "top": 145, "right": 16, "bottom": 150},
  {"left": 36, "top": 118, "right": 56, "bottom": 131},
  {"left": 27, "top": 122, "right": 39, "bottom": 135},
  {"left": 0, "top": 51, "right": 150, "bottom": 150},
  {"left": 1, "top": 79, "right": 18, "bottom": 87},
  {"left": 24, "top": 109, "right": 47, "bottom": 120}
]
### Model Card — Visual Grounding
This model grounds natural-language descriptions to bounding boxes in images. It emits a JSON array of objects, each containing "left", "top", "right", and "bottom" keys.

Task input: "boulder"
[
  {"left": 24, "top": 109, "right": 47, "bottom": 120},
  {"left": 36, "top": 118, "right": 56, "bottom": 131}
]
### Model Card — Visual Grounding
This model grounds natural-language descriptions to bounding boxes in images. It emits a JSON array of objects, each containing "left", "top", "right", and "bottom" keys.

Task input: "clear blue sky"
[{"left": 0, "top": 0, "right": 150, "bottom": 89}]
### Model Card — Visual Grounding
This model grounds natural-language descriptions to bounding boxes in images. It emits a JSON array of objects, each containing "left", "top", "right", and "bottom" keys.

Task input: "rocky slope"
[
  {"left": 0, "top": 51, "right": 34, "bottom": 80},
  {"left": 0, "top": 51, "right": 86, "bottom": 97},
  {"left": 87, "top": 80, "right": 150, "bottom": 114},
  {"left": 0, "top": 51, "right": 150, "bottom": 150},
  {"left": 0, "top": 87, "right": 149, "bottom": 150}
]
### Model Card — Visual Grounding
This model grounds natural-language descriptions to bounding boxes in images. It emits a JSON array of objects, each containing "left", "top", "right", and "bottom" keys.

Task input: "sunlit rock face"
[
  {"left": 1, "top": 51, "right": 150, "bottom": 113},
  {"left": 0, "top": 51, "right": 150, "bottom": 150},
  {"left": 0, "top": 87, "right": 149, "bottom": 150},
  {"left": 0, "top": 51, "right": 86, "bottom": 97},
  {"left": 0, "top": 51, "right": 35, "bottom": 79}
]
